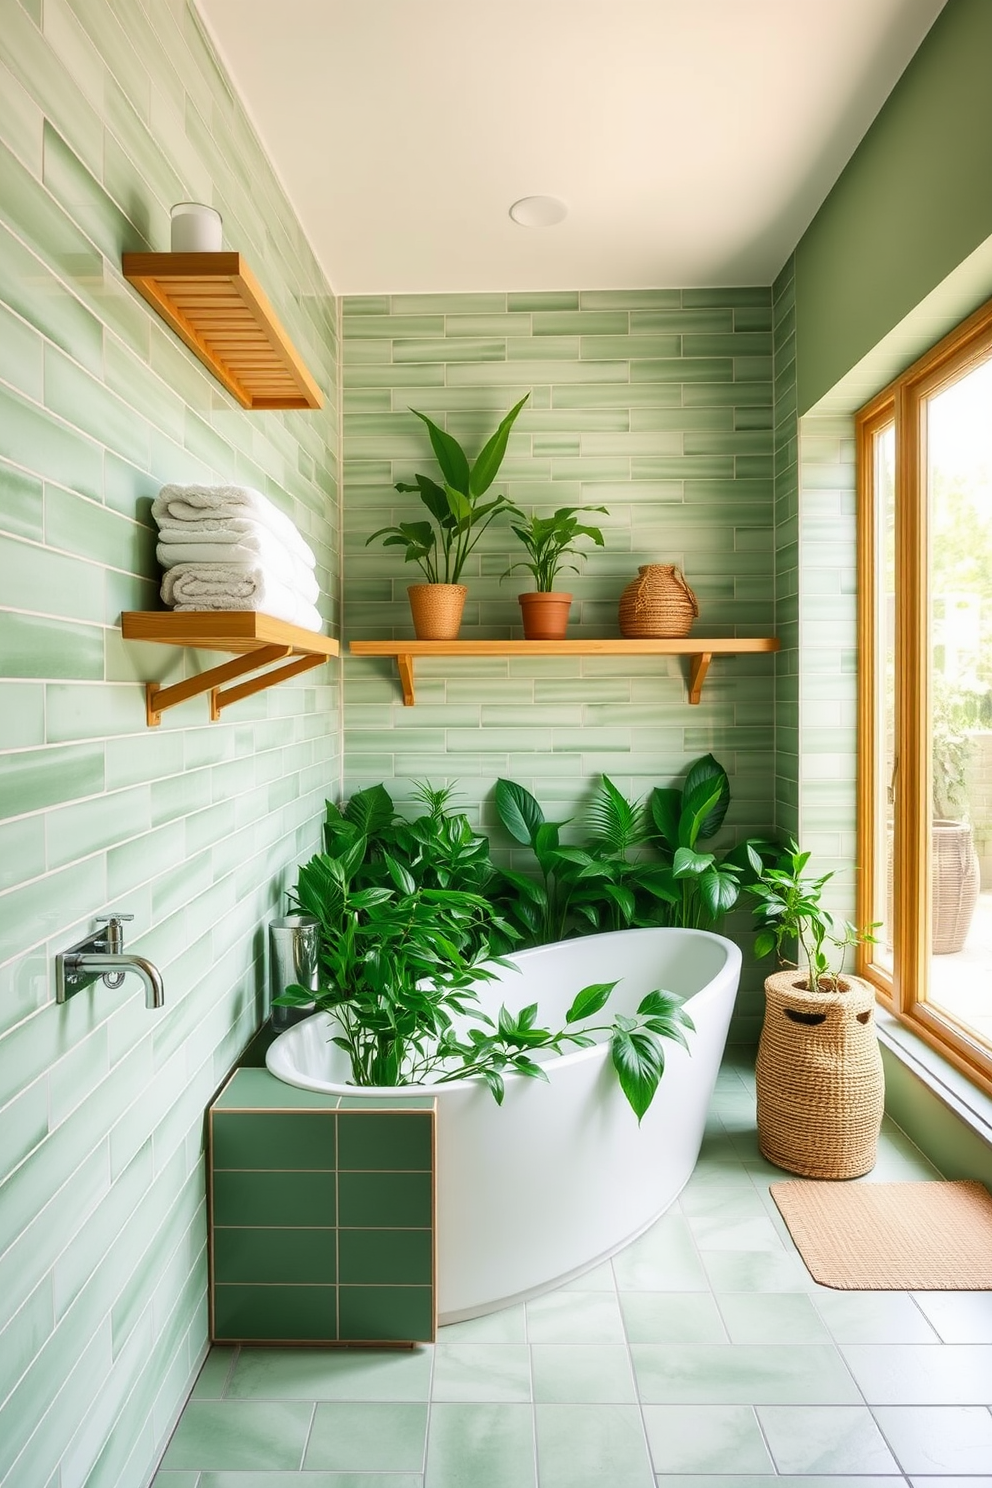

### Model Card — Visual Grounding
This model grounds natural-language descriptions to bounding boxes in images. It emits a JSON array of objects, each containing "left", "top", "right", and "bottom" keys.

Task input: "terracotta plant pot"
[
  {"left": 518, "top": 591, "right": 572, "bottom": 640},
  {"left": 755, "top": 969, "right": 884, "bottom": 1179},
  {"left": 407, "top": 583, "right": 467, "bottom": 640}
]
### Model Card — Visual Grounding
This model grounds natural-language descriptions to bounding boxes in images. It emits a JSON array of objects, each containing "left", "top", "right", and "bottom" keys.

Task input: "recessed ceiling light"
[{"left": 509, "top": 195, "right": 568, "bottom": 228}]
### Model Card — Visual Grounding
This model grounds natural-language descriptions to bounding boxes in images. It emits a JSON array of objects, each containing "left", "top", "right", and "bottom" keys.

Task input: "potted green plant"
[
  {"left": 367, "top": 395, "right": 529, "bottom": 639},
  {"left": 501, "top": 505, "right": 607, "bottom": 639},
  {"left": 745, "top": 840, "right": 883, "bottom": 1179},
  {"left": 276, "top": 838, "right": 692, "bottom": 1120}
]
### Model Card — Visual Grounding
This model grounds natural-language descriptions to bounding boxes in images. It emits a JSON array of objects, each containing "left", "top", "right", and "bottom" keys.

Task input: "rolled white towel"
[
  {"left": 156, "top": 536, "right": 320, "bottom": 604},
  {"left": 152, "top": 484, "right": 316, "bottom": 569},
  {"left": 161, "top": 563, "right": 323, "bottom": 634}
]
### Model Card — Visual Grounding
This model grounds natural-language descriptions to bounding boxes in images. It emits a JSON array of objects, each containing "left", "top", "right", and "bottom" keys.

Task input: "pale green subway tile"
[
  {"left": 344, "top": 458, "right": 392, "bottom": 486},
  {"left": 444, "top": 313, "right": 531, "bottom": 336},
  {"left": 0, "top": 461, "right": 44, "bottom": 542},
  {"left": 45, "top": 487, "right": 155, "bottom": 575},
  {"left": 733, "top": 357, "right": 773, "bottom": 382},
  {"left": 546, "top": 456, "right": 629, "bottom": 482},
  {"left": 343, "top": 314, "right": 444, "bottom": 339},
  {"left": 105, "top": 79, "right": 186, "bottom": 223},
  {"left": 393, "top": 338, "right": 506, "bottom": 364},
  {"left": 533, "top": 434, "right": 581, "bottom": 457},
  {"left": 0, "top": 386, "right": 103, "bottom": 504},
  {"left": 0, "top": 534, "right": 106, "bottom": 626},
  {"left": 532, "top": 311, "right": 627, "bottom": 336},
  {"left": 683, "top": 479, "right": 769, "bottom": 503},
  {"left": 48, "top": 1024, "right": 112, "bottom": 1133},
  {"left": 630, "top": 308, "right": 733, "bottom": 334},
  {"left": 0, "top": 817, "right": 46, "bottom": 891},
  {"left": 733, "top": 406, "right": 773, "bottom": 430},
  {"left": 103, "top": 339, "right": 185, "bottom": 444},
  {"left": 682, "top": 431, "right": 770, "bottom": 456},
  {"left": 0, "top": 612, "right": 103, "bottom": 681},
  {"left": 0, "top": 1080, "right": 48, "bottom": 1186},
  {"left": 629, "top": 407, "right": 732, "bottom": 433},
  {"left": 0, "top": 55, "right": 43, "bottom": 175},
  {"left": 44, "top": 784, "right": 150, "bottom": 872},
  {"left": 533, "top": 678, "right": 629, "bottom": 704},
  {"left": 736, "top": 455, "right": 773, "bottom": 479},
  {"left": 0, "top": 683, "right": 44, "bottom": 751},
  {"left": 519, "top": 409, "right": 629, "bottom": 432},
  {"left": 629, "top": 358, "right": 733, "bottom": 384},
  {"left": 0, "top": 300, "right": 43, "bottom": 402},
  {"left": 149, "top": 767, "right": 213, "bottom": 828},
  {"left": 508, "top": 291, "right": 579, "bottom": 312},
  {"left": 507, "top": 336, "right": 581, "bottom": 361},
  {"left": 347, "top": 364, "right": 446, "bottom": 389},
  {"left": 151, "top": 849, "right": 213, "bottom": 921},
  {"left": 0, "top": 1, "right": 102, "bottom": 173},
  {"left": 41, "top": 122, "right": 132, "bottom": 272},
  {"left": 571, "top": 480, "right": 682, "bottom": 504},
  {"left": 0, "top": 857, "right": 106, "bottom": 964},
  {"left": 734, "top": 306, "right": 773, "bottom": 332},
  {"left": 345, "top": 728, "right": 446, "bottom": 755},
  {"left": 581, "top": 289, "right": 681, "bottom": 310},
  {"left": 580, "top": 334, "right": 680, "bottom": 361},
  {"left": 683, "top": 333, "right": 772, "bottom": 359},
  {"left": 585, "top": 432, "right": 686, "bottom": 464},
  {"left": 344, "top": 340, "right": 391, "bottom": 365},
  {"left": 632, "top": 455, "right": 733, "bottom": 480},
  {"left": 683, "top": 287, "right": 770, "bottom": 308},
  {"left": 106, "top": 821, "right": 186, "bottom": 902},
  {"left": 448, "top": 360, "right": 629, "bottom": 388},
  {"left": 0, "top": 1281, "right": 54, "bottom": 1419},
  {"left": 390, "top": 384, "right": 532, "bottom": 412},
  {"left": 182, "top": 406, "right": 237, "bottom": 474},
  {"left": 481, "top": 705, "right": 582, "bottom": 729},
  {"left": 682, "top": 383, "right": 771, "bottom": 407},
  {"left": 44, "top": 346, "right": 149, "bottom": 468}
]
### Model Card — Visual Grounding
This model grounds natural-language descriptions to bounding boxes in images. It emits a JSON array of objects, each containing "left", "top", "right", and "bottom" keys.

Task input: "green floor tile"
[
  {"left": 757, "top": 1404, "right": 900, "bottom": 1474},
  {"left": 534, "top": 1403, "right": 653, "bottom": 1488},
  {"left": 436, "top": 1305, "right": 526, "bottom": 1343},
  {"left": 524, "top": 1289, "right": 625, "bottom": 1344},
  {"left": 618, "top": 1291, "right": 727, "bottom": 1344},
  {"left": 630, "top": 1342, "right": 862, "bottom": 1404},
  {"left": 424, "top": 1403, "right": 535, "bottom": 1488},
  {"left": 227, "top": 1344, "right": 432, "bottom": 1400},
  {"left": 304, "top": 1402, "right": 428, "bottom": 1471},
  {"left": 431, "top": 1344, "right": 531, "bottom": 1402},
  {"left": 717, "top": 1291, "right": 832, "bottom": 1343},
  {"left": 531, "top": 1344, "right": 636, "bottom": 1403},
  {"left": 641, "top": 1402, "right": 772, "bottom": 1473},
  {"left": 159, "top": 1400, "right": 313, "bottom": 1471}
]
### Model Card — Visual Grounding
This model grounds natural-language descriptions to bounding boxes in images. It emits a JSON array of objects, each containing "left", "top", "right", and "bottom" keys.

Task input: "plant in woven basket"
[
  {"left": 746, "top": 840, "right": 878, "bottom": 993},
  {"left": 367, "top": 396, "right": 529, "bottom": 584}
]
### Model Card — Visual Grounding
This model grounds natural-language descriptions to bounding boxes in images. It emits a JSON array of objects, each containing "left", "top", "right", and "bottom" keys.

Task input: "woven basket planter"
[
  {"left": 407, "top": 583, "right": 467, "bottom": 640},
  {"left": 755, "top": 970, "right": 884, "bottom": 1180},
  {"left": 618, "top": 564, "right": 698, "bottom": 638},
  {"left": 932, "top": 819, "right": 980, "bottom": 954}
]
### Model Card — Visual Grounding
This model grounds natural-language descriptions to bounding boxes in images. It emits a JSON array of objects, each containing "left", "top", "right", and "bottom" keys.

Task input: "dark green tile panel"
[
  {"left": 214, "top": 1067, "right": 339, "bottom": 1111},
  {"left": 338, "top": 1228, "right": 432, "bottom": 1285},
  {"left": 212, "top": 1169, "right": 336, "bottom": 1228},
  {"left": 338, "top": 1285, "right": 434, "bottom": 1343},
  {"left": 338, "top": 1170, "right": 432, "bottom": 1227},
  {"left": 211, "top": 1112, "right": 337, "bottom": 1171},
  {"left": 213, "top": 1227, "right": 335, "bottom": 1285},
  {"left": 337, "top": 1111, "right": 432, "bottom": 1171},
  {"left": 213, "top": 1284, "right": 337, "bottom": 1343}
]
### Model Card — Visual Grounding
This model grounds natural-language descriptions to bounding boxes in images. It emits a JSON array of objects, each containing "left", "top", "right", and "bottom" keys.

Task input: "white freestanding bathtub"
[{"left": 266, "top": 926, "right": 741, "bottom": 1322}]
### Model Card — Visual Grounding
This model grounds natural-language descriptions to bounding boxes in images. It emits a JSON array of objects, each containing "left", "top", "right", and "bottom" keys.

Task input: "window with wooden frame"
[{"left": 857, "top": 296, "right": 992, "bottom": 1093}]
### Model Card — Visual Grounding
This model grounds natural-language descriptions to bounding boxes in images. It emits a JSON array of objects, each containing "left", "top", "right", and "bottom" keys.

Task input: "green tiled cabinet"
[{"left": 209, "top": 1069, "right": 436, "bottom": 1344}]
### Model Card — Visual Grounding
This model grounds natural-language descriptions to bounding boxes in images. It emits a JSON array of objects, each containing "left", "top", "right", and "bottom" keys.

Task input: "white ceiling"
[{"left": 196, "top": 0, "right": 947, "bottom": 296}]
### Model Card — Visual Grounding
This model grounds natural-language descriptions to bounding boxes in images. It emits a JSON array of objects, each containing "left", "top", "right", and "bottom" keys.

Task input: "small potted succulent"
[
  {"left": 502, "top": 504, "right": 607, "bottom": 639},
  {"left": 367, "top": 396, "right": 528, "bottom": 639},
  {"left": 746, "top": 841, "right": 882, "bottom": 1179}
]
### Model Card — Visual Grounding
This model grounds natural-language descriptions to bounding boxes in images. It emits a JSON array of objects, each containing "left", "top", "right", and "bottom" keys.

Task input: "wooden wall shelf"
[
  {"left": 122, "top": 611, "right": 338, "bottom": 725},
  {"left": 121, "top": 252, "right": 323, "bottom": 410},
  {"left": 348, "top": 637, "right": 779, "bottom": 706}
]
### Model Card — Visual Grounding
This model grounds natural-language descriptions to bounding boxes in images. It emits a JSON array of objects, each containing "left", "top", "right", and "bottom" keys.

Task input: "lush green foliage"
[
  {"left": 745, "top": 839, "right": 877, "bottom": 993},
  {"left": 366, "top": 397, "right": 528, "bottom": 584},
  {"left": 278, "top": 831, "right": 693, "bottom": 1121},
  {"left": 647, "top": 754, "right": 771, "bottom": 929},
  {"left": 502, "top": 504, "right": 607, "bottom": 592},
  {"left": 492, "top": 774, "right": 676, "bottom": 945}
]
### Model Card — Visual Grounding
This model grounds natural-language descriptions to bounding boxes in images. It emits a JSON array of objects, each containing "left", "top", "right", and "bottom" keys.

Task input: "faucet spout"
[{"left": 65, "top": 953, "right": 165, "bottom": 1009}]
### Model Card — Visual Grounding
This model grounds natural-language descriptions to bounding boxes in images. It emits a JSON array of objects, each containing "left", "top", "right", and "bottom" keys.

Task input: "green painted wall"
[
  {"left": 0, "top": 3, "right": 339, "bottom": 1485},
  {"left": 795, "top": 0, "right": 992, "bottom": 414},
  {"left": 341, "top": 288, "right": 777, "bottom": 1041}
]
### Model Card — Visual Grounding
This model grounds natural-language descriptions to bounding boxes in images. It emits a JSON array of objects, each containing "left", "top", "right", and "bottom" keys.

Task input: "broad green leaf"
[
  {"left": 611, "top": 1026, "right": 664, "bottom": 1122},
  {"left": 410, "top": 473, "right": 451, "bottom": 525},
  {"left": 444, "top": 483, "right": 473, "bottom": 524},
  {"left": 566, "top": 981, "right": 617, "bottom": 1023},
  {"left": 698, "top": 865, "right": 741, "bottom": 917},
  {"left": 482, "top": 1068, "right": 505, "bottom": 1104},
  {"left": 603, "top": 883, "right": 636, "bottom": 920},
  {"left": 650, "top": 787, "right": 681, "bottom": 849},
  {"left": 677, "top": 779, "right": 724, "bottom": 849},
  {"left": 754, "top": 929, "right": 778, "bottom": 958},
  {"left": 345, "top": 783, "right": 394, "bottom": 837},
  {"left": 382, "top": 854, "right": 417, "bottom": 896},
  {"left": 411, "top": 408, "right": 470, "bottom": 491},
  {"left": 512, "top": 1054, "right": 550, "bottom": 1081},
  {"left": 349, "top": 887, "right": 393, "bottom": 909},
  {"left": 468, "top": 394, "right": 529, "bottom": 496},
  {"left": 495, "top": 778, "right": 544, "bottom": 844},
  {"left": 672, "top": 846, "right": 714, "bottom": 878},
  {"left": 497, "top": 866, "right": 546, "bottom": 905},
  {"left": 681, "top": 753, "right": 731, "bottom": 838}
]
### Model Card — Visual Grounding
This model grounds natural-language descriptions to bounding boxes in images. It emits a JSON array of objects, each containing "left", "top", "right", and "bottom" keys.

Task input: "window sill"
[{"left": 876, "top": 1007, "right": 992, "bottom": 1161}]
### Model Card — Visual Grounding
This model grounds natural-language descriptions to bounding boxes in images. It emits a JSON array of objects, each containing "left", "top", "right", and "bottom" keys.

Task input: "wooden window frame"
[{"left": 856, "top": 294, "right": 992, "bottom": 1096}]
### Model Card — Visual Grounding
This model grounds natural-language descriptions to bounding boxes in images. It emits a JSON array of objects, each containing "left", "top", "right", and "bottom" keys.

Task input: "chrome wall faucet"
[{"left": 56, "top": 914, "right": 165, "bottom": 1009}]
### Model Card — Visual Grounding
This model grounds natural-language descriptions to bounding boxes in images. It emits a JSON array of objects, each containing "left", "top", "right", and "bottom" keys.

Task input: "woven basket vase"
[
  {"left": 755, "top": 970, "right": 884, "bottom": 1179},
  {"left": 407, "top": 583, "right": 467, "bottom": 640},
  {"left": 618, "top": 564, "right": 698, "bottom": 638}
]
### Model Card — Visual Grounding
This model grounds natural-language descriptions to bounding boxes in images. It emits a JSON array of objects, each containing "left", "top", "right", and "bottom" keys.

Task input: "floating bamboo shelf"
[
  {"left": 348, "top": 637, "right": 779, "bottom": 706},
  {"left": 121, "top": 252, "right": 323, "bottom": 410},
  {"left": 122, "top": 611, "right": 338, "bottom": 724}
]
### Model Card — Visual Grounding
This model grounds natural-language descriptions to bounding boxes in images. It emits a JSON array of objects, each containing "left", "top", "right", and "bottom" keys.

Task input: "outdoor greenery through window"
[{"left": 857, "top": 298, "right": 992, "bottom": 1088}]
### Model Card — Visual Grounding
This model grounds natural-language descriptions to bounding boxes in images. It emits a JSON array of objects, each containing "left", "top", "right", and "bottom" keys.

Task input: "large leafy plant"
[
  {"left": 367, "top": 396, "right": 529, "bottom": 584},
  {"left": 746, "top": 840, "right": 877, "bottom": 993},
  {"left": 278, "top": 841, "right": 693, "bottom": 1121},
  {"left": 492, "top": 775, "right": 676, "bottom": 945},
  {"left": 502, "top": 505, "right": 607, "bottom": 592},
  {"left": 648, "top": 754, "right": 769, "bottom": 929}
]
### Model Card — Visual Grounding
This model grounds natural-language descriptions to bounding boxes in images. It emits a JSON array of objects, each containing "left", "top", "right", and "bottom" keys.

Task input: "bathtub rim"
[{"left": 266, "top": 924, "right": 741, "bottom": 1098}]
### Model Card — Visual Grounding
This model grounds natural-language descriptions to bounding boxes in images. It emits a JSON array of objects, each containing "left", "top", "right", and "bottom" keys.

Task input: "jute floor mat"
[{"left": 770, "top": 1179, "right": 992, "bottom": 1290}]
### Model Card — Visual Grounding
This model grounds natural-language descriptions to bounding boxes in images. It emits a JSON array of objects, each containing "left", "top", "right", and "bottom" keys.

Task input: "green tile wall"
[
  {"left": 0, "top": 4, "right": 340, "bottom": 1487},
  {"left": 341, "top": 289, "right": 776, "bottom": 1041},
  {"left": 209, "top": 1071, "right": 434, "bottom": 1344},
  {"left": 773, "top": 256, "right": 799, "bottom": 840}
]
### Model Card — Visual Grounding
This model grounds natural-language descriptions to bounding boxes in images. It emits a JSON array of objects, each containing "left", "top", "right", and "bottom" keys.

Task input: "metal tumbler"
[{"left": 269, "top": 914, "right": 319, "bottom": 1031}]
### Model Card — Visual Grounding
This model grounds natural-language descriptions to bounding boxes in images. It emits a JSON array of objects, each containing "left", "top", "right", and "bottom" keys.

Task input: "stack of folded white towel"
[{"left": 152, "top": 484, "right": 322, "bottom": 633}]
